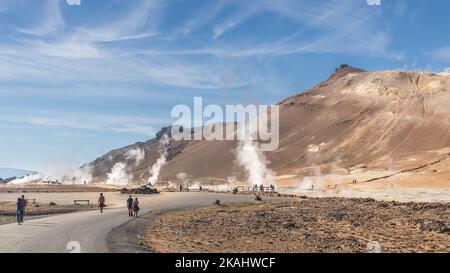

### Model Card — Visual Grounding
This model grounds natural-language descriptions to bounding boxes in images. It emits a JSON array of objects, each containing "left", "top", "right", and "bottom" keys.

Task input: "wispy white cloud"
[
  {"left": 0, "top": 0, "right": 399, "bottom": 96},
  {"left": 31, "top": 39, "right": 103, "bottom": 59},
  {"left": 16, "top": 0, "right": 64, "bottom": 36},
  {"left": 211, "top": 2, "right": 263, "bottom": 39},
  {"left": 0, "top": 109, "right": 168, "bottom": 136},
  {"left": 164, "top": 0, "right": 396, "bottom": 58},
  {"left": 0, "top": 40, "right": 237, "bottom": 89},
  {"left": 431, "top": 46, "right": 450, "bottom": 61},
  {"left": 75, "top": 0, "right": 162, "bottom": 42}
]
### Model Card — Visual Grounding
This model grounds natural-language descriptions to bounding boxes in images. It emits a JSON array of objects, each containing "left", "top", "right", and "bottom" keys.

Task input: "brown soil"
[{"left": 141, "top": 197, "right": 450, "bottom": 253}]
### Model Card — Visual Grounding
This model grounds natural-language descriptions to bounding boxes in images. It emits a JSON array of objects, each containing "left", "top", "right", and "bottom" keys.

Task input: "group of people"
[
  {"left": 96, "top": 193, "right": 140, "bottom": 217},
  {"left": 16, "top": 192, "right": 141, "bottom": 225},
  {"left": 126, "top": 195, "right": 140, "bottom": 217},
  {"left": 16, "top": 195, "right": 27, "bottom": 225},
  {"left": 252, "top": 184, "right": 276, "bottom": 192}
]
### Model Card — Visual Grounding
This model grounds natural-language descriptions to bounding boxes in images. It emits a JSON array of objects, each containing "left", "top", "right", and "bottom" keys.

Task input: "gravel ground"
[{"left": 141, "top": 197, "right": 450, "bottom": 253}]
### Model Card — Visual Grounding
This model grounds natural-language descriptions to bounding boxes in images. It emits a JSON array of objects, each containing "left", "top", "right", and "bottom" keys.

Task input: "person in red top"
[
  {"left": 21, "top": 195, "right": 27, "bottom": 208},
  {"left": 132, "top": 198, "right": 140, "bottom": 217},
  {"left": 98, "top": 193, "right": 106, "bottom": 213}
]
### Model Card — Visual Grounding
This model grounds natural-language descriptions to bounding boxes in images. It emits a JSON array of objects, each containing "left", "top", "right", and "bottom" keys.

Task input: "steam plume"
[
  {"left": 125, "top": 148, "right": 145, "bottom": 165},
  {"left": 176, "top": 172, "right": 188, "bottom": 181},
  {"left": 236, "top": 140, "right": 274, "bottom": 186},
  {"left": 148, "top": 134, "right": 170, "bottom": 184},
  {"left": 9, "top": 164, "right": 93, "bottom": 185},
  {"left": 106, "top": 162, "right": 132, "bottom": 185}
]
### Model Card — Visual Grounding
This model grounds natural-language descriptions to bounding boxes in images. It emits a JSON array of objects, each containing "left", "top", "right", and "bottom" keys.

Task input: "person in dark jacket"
[
  {"left": 126, "top": 195, "right": 133, "bottom": 217},
  {"left": 98, "top": 193, "right": 106, "bottom": 213},
  {"left": 16, "top": 198, "right": 24, "bottom": 225},
  {"left": 19, "top": 195, "right": 27, "bottom": 223}
]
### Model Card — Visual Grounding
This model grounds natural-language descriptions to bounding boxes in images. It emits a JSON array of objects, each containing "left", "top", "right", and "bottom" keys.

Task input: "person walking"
[
  {"left": 20, "top": 195, "right": 27, "bottom": 223},
  {"left": 132, "top": 198, "right": 140, "bottom": 218},
  {"left": 127, "top": 195, "right": 133, "bottom": 217},
  {"left": 98, "top": 193, "right": 106, "bottom": 213},
  {"left": 21, "top": 195, "right": 28, "bottom": 209},
  {"left": 16, "top": 197, "right": 24, "bottom": 225}
]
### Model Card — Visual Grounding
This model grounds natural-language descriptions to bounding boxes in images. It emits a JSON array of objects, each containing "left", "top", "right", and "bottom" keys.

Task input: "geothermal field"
[{"left": 1, "top": 66, "right": 449, "bottom": 253}]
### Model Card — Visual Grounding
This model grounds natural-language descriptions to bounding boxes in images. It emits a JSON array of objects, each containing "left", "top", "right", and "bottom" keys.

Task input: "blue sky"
[{"left": 0, "top": 0, "right": 449, "bottom": 171}]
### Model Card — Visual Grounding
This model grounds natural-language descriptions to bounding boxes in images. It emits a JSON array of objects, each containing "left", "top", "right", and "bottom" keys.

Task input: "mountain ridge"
[
  {"left": 86, "top": 65, "right": 450, "bottom": 188},
  {"left": 0, "top": 168, "right": 36, "bottom": 181}
]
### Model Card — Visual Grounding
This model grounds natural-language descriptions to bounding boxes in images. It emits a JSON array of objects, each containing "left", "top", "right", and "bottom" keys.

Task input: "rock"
[
  {"left": 327, "top": 209, "right": 347, "bottom": 221},
  {"left": 282, "top": 221, "right": 297, "bottom": 229},
  {"left": 256, "top": 211, "right": 268, "bottom": 217},
  {"left": 416, "top": 220, "right": 449, "bottom": 234},
  {"left": 120, "top": 185, "right": 159, "bottom": 195}
]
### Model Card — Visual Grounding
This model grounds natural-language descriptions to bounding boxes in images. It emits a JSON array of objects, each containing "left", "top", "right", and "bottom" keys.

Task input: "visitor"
[
  {"left": 16, "top": 197, "right": 24, "bottom": 225},
  {"left": 98, "top": 193, "right": 106, "bottom": 213},
  {"left": 127, "top": 195, "right": 133, "bottom": 217},
  {"left": 133, "top": 198, "right": 140, "bottom": 217}
]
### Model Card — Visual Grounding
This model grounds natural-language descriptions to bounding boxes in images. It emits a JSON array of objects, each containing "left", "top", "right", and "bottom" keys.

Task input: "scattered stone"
[
  {"left": 142, "top": 197, "right": 450, "bottom": 253},
  {"left": 120, "top": 185, "right": 159, "bottom": 195},
  {"left": 282, "top": 221, "right": 297, "bottom": 229},
  {"left": 416, "top": 220, "right": 450, "bottom": 234}
]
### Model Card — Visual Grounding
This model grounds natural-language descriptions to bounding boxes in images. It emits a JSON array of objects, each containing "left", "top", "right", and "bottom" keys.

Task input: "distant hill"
[{"left": 0, "top": 168, "right": 37, "bottom": 180}]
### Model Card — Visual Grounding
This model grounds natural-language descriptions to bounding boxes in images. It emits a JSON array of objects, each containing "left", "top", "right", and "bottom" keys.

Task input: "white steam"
[
  {"left": 9, "top": 164, "right": 93, "bottom": 185},
  {"left": 148, "top": 134, "right": 170, "bottom": 184},
  {"left": 227, "top": 176, "right": 237, "bottom": 184},
  {"left": 295, "top": 147, "right": 323, "bottom": 191},
  {"left": 105, "top": 147, "right": 145, "bottom": 185},
  {"left": 297, "top": 177, "right": 316, "bottom": 190},
  {"left": 212, "top": 184, "right": 230, "bottom": 192},
  {"left": 236, "top": 140, "right": 274, "bottom": 187},
  {"left": 125, "top": 148, "right": 145, "bottom": 165},
  {"left": 148, "top": 155, "right": 166, "bottom": 184},
  {"left": 106, "top": 162, "right": 132, "bottom": 185},
  {"left": 176, "top": 172, "right": 188, "bottom": 181}
]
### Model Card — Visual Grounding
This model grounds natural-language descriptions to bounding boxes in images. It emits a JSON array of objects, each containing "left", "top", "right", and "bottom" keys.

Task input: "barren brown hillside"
[{"left": 87, "top": 65, "right": 450, "bottom": 198}]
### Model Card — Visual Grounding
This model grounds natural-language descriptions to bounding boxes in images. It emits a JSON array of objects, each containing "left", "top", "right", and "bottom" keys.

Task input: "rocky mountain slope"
[{"left": 87, "top": 65, "right": 450, "bottom": 188}]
